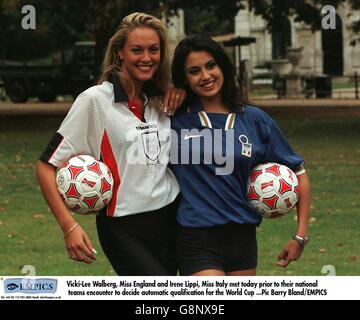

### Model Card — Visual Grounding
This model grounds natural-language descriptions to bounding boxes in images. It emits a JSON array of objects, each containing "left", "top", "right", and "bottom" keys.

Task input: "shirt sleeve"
[
  {"left": 261, "top": 113, "right": 304, "bottom": 172},
  {"left": 39, "top": 92, "right": 103, "bottom": 168}
]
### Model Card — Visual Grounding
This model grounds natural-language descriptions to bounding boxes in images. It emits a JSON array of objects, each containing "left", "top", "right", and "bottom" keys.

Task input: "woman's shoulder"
[
  {"left": 70, "top": 82, "right": 114, "bottom": 116},
  {"left": 243, "top": 103, "right": 265, "bottom": 115},
  {"left": 81, "top": 81, "right": 113, "bottom": 101},
  {"left": 243, "top": 103, "right": 273, "bottom": 123}
]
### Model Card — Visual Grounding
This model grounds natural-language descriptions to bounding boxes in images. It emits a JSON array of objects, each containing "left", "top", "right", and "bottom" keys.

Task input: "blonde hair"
[{"left": 98, "top": 12, "right": 170, "bottom": 94}]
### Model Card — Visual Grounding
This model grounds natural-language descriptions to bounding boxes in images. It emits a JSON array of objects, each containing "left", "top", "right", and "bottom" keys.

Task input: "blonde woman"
[{"left": 36, "top": 12, "right": 185, "bottom": 275}]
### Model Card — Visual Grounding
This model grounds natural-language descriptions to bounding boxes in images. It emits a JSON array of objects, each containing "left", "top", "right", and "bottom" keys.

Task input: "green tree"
[
  {"left": 183, "top": 6, "right": 234, "bottom": 36},
  {"left": 248, "top": 0, "right": 344, "bottom": 31},
  {"left": 0, "top": 0, "right": 89, "bottom": 60},
  {"left": 248, "top": 0, "right": 360, "bottom": 45},
  {"left": 168, "top": 0, "right": 360, "bottom": 38},
  {"left": 1, "top": 1, "right": 359, "bottom": 69}
]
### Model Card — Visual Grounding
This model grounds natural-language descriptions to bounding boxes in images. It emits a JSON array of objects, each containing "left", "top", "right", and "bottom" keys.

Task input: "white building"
[
  {"left": 235, "top": 1, "right": 360, "bottom": 77},
  {"left": 167, "top": 2, "right": 360, "bottom": 77}
]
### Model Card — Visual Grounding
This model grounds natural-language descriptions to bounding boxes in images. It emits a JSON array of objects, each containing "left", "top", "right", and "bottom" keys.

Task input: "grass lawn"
[
  {"left": 0, "top": 110, "right": 359, "bottom": 276},
  {"left": 332, "top": 82, "right": 356, "bottom": 90}
]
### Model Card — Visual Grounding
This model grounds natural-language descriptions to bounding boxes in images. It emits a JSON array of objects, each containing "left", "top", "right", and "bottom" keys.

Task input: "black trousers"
[
  {"left": 96, "top": 197, "right": 179, "bottom": 276},
  {"left": 177, "top": 222, "right": 257, "bottom": 275}
]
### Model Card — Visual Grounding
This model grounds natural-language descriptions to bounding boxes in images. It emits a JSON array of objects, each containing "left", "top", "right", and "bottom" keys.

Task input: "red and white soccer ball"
[
  {"left": 247, "top": 162, "right": 300, "bottom": 218},
  {"left": 56, "top": 155, "right": 114, "bottom": 215}
]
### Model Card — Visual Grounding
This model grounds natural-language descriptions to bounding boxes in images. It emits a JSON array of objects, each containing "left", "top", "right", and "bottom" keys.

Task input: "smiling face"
[
  {"left": 119, "top": 27, "right": 161, "bottom": 84},
  {"left": 184, "top": 50, "right": 224, "bottom": 101}
]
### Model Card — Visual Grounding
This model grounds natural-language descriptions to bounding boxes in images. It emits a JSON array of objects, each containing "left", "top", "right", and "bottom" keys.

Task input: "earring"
[{"left": 120, "top": 56, "right": 124, "bottom": 62}]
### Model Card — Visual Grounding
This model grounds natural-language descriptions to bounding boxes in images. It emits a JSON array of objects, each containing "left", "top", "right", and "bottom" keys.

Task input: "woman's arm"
[
  {"left": 36, "top": 160, "right": 96, "bottom": 263},
  {"left": 294, "top": 172, "right": 311, "bottom": 238},
  {"left": 162, "top": 87, "right": 186, "bottom": 115},
  {"left": 276, "top": 171, "right": 311, "bottom": 268}
]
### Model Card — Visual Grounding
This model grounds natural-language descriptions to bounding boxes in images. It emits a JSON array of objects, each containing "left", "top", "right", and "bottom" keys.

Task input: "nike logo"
[{"left": 184, "top": 134, "right": 202, "bottom": 140}]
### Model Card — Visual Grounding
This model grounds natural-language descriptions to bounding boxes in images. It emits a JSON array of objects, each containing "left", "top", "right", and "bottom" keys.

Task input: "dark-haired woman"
[{"left": 170, "top": 34, "right": 311, "bottom": 276}]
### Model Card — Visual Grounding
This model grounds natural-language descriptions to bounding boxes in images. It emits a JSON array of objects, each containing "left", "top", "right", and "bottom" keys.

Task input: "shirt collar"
[{"left": 108, "top": 73, "right": 163, "bottom": 103}]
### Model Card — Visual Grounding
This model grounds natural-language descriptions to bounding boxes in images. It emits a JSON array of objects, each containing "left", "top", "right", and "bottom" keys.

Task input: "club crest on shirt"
[
  {"left": 142, "top": 131, "right": 161, "bottom": 165},
  {"left": 239, "top": 134, "right": 252, "bottom": 158}
]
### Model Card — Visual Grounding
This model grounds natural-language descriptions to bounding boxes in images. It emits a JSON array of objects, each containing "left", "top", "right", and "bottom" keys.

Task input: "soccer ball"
[
  {"left": 247, "top": 162, "right": 299, "bottom": 218},
  {"left": 56, "top": 155, "right": 114, "bottom": 215}
]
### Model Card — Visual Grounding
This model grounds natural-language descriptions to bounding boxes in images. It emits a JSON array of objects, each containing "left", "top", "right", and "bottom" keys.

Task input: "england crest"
[{"left": 142, "top": 131, "right": 161, "bottom": 165}]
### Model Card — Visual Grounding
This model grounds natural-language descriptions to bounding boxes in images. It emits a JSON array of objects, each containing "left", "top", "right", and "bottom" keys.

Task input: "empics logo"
[
  {"left": 6, "top": 282, "right": 19, "bottom": 291},
  {"left": 4, "top": 278, "right": 57, "bottom": 294}
]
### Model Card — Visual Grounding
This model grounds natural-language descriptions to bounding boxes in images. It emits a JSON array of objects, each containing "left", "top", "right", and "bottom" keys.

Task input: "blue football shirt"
[{"left": 170, "top": 100, "right": 304, "bottom": 227}]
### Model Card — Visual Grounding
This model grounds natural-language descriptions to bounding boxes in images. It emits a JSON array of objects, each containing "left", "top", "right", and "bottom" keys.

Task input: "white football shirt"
[{"left": 40, "top": 74, "right": 180, "bottom": 217}]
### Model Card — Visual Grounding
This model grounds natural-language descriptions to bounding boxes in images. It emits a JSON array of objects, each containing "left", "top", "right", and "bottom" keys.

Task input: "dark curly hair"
[{"left": 171, "top": 34, "right": 243, "bottom": 112}]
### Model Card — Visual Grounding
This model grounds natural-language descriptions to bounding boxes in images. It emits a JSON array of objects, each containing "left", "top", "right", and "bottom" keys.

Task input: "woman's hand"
[
  {"left": 64, "top": 224, "right": 97, "bottom": 264},
  {"left": 162, "top": 87, "right": 186, "bottom": 115},
  {"left": 277, "top": 172, "right": 310, "bottom": 268},
  {"left": 276, "top": 239, "right": 304, "bottom": 268}
]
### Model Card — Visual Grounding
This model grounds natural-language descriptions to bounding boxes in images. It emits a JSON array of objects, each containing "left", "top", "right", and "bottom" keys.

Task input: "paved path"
[
  {"left": 250, "top": 98, "right": 360, "bottom": 108},
  {"left": 1, "top": 98, "right": 360, "bottom": 116},
  {"left": 0, "top": 101, "right": 71, "bottom": 115}
]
